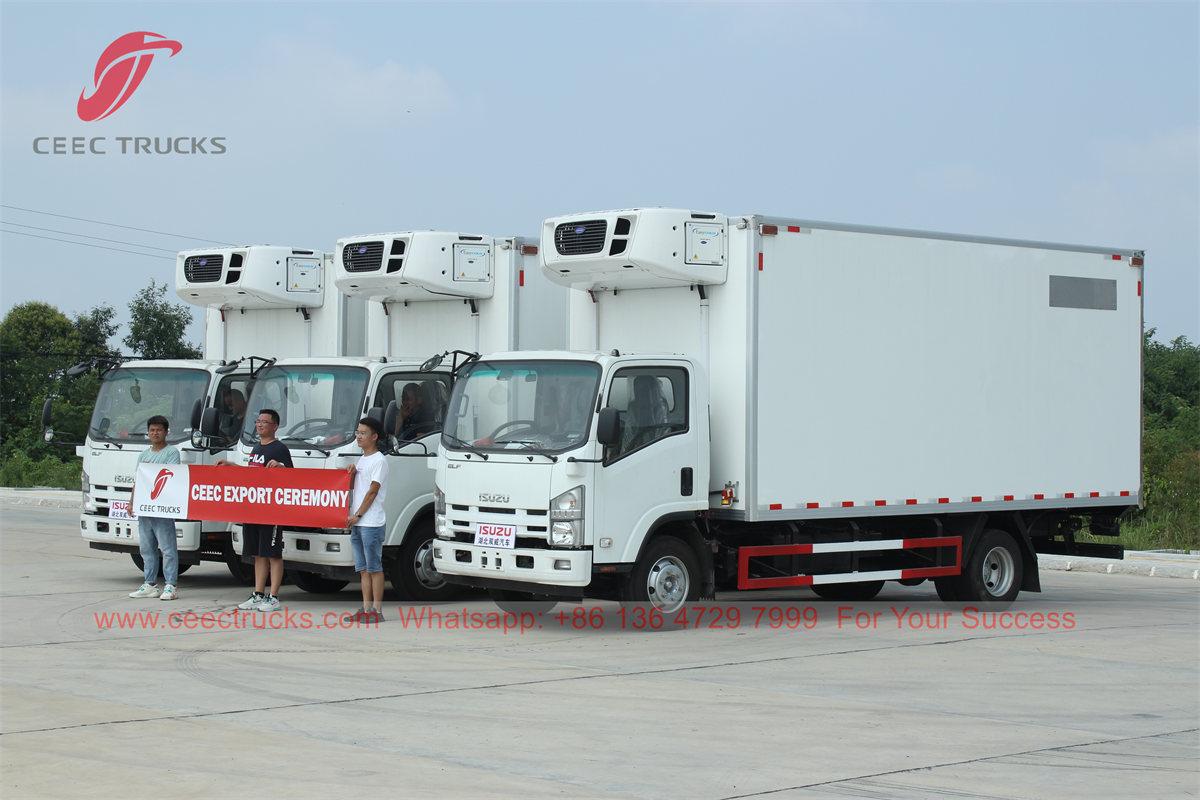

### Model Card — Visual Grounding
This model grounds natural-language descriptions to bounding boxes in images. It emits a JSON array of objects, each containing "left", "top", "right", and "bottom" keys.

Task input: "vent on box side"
[
  {"left": 184, "top": 254, "right": 223, "bottom": 282},
  {"left": 390, "top": 239, "right": 406, "bottom": 256},
  {"left": 387, "top": 259, "right": 404, "bottom": 274},
  {"left": 614, "top": 217, "right": 631, "bottom": 236},
  {"left": 609, "top": 239, "right": 628, "bottom": 256},
  {"left": 554, "top": 220, "right": 607, "bottom": 255},
  {"left": 343, "top": 241, "right": 384, "bottom": 273}
]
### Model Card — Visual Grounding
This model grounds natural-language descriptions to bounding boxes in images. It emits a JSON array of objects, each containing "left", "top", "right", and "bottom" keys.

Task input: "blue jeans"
[
  {"left": 351, "top": 525, "right": 385, "bottom": 573},
  {"left": 138, "top": 516, "right": 179, "bottom": 585}
]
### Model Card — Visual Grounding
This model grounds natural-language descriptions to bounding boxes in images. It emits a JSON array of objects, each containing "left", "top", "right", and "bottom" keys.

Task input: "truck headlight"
[
  {"left": 549, "top": 486, "right": 584, "bottom": 547},
  {"left": 81, "top": 469, "right": 90, "bottom": 507},
  {"left": 434, "top": 483, "right": 450, "bottom": 539}
]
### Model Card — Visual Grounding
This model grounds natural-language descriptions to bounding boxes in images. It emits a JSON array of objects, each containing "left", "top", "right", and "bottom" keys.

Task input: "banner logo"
[
  {"left": 150, "top": 468, "right": 175, "bottom": 500},
  {"left": 77, "top": 31, "right": 182, "bottom": 122}
]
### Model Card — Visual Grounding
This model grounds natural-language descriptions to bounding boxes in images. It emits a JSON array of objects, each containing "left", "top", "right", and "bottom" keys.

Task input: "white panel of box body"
[{"left": 750, "top": 226, "right": 1141, "bottom": 514}]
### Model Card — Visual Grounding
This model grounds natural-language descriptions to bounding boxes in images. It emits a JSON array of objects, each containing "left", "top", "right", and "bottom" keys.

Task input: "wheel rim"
[
  {"left": 980, "top": 545, "right": 1015, "bottom": 597},
  {"left": 646, "top": 556, "right": 689, "bottom": 612},
  {"left": 412, "top": 538, "right": 445, "bottom": 590}
]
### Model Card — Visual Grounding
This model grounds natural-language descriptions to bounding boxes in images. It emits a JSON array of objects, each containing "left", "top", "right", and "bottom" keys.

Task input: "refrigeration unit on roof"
[
  {"left": 175, "top": 245, "right": 326, "bottom": 309},
  {"left": 541, "top": 208, "right": 730, "bottom": 291},
  {"left": 335, "top": 231, "right": 496, "bottom": 302}
]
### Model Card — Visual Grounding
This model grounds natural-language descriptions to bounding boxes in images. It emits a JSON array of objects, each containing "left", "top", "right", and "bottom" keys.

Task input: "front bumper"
[
  {"left": 432, "top": 540, "right": 592, "bottom": 587},
  {"left": 81, "top": 513, "right": 202, "bottom": 551},
  {"left": 231, "top": 525, "right": 358, "bottom": 580}
]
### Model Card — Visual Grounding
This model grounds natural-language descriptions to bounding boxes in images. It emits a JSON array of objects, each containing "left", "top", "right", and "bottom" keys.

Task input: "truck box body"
[{"left": 547, "top": 209, "right": 1143, "bottom": 522}]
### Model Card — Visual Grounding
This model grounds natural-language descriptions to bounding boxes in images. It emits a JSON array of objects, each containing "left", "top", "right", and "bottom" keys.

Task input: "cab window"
[{"left": 605, "top": 367, "right": 688, "bottom": 462}]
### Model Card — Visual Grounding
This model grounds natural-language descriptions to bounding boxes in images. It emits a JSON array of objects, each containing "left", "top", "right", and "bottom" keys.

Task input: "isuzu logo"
[
  {"left": 113, "top": 475, "right": 134, "bottom": 484},
  {"left": 479, "top": 492, "right": 509, "bottom": 504}
]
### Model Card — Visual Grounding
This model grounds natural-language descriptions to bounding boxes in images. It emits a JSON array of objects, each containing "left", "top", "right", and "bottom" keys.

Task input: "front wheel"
[
  {"left": 225, "top": 548, "right": 255, "bottom": 585},
  {"left": 951, "top": 529, "right": 1023, "bottom": 605},
  {"left": 131, "top": 553, "right": 191, "bottom": 578},
  {"left": 622, "top": 536, "right": 700, "bottom": 614},
  {"left": 387, "top": 524, "right": 459, "bottom": 601},
  {"left": 289, "top": 571, "right": 349, "bottom": 594}
]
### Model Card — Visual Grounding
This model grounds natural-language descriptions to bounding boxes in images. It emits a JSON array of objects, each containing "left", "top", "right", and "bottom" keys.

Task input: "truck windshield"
[
  {"left": 241, "top": 365, "right": 370, "bottom": 450},
  {"left": 88, "top": 367, "right": 210, "bottom": 444},
  {"left": 445, "top": 360, "right": 601, "bottom": 454}
]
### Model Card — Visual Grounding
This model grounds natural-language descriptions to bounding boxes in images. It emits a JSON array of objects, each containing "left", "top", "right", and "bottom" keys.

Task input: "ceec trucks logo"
[
  {"left": 150, "top": 468, "right": 175, "bottom": 501},
  {"left": 77, "top": 31, "right": 182, "bottom": 122}
]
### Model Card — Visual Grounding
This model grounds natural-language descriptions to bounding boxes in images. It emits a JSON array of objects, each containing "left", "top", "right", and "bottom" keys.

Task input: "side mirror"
[
  {"left": 200, "top": 407, "right": 220, "bottom": 436},
  {"left": 41, "top": 398, "right": 52, "bottom": 427},
  {"left": 98, "top": 417, "right": 111, "bottom": 436},
  {"left": 43, "top": 428, "right": 54, "bottom": 443},
  {"left": 596, "top": 407, "right": 621, "bottom": 447},
  {"left": 383, "top": 400, "right": 398, "bottom": 435},
  {"left": 65, "top": 360, "right": 91, "bottom": 378},
  {"left": 191, "top": 430, "right": 204, "bottom": 448},
  {"left": 190, "top": 399, "right": 204, "bottom": 431}
]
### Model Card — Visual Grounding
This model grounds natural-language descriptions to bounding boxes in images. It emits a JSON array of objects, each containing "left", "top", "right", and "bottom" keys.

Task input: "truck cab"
[{"left": 432, "top": 351, "right": 710, "bottom": 607}]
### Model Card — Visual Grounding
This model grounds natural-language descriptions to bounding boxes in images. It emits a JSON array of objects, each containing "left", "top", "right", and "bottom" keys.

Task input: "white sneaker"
[
  {"left": 160, "top": 585, "right": 178, "bottom": 601},
  {"left": 257, "top": 595, "right": 281, "bottom": 612},
  {"left": 129, "top": 583, "right": 160, "bottom": 599},
  {"left": 237, "top": 593, "right": 265, "bottom": 610}
]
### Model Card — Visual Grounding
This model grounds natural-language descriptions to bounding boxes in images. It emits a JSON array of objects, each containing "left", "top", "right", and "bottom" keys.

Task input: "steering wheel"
[
  {"left": 281, "top": 418, "right": 336, "bottom": 439},
  {"left": 487, "top": 420, "right": 536, "bottom": 440}
]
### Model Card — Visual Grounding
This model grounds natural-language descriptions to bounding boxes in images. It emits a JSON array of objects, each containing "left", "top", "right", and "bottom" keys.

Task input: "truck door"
[{"left": 595, "top": 363, "right": 697, "bottom": 564}]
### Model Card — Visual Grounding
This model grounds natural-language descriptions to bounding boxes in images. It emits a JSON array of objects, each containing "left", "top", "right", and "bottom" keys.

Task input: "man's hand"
[
  {"left": 266, "top": 459, "right": 283, "bottom": 468},
  {"left": 346, "top": 513, "right": 361, "bottom": 528},
  {"left": 215, "top": 458, "right": 231, "bottom": 466},
  {"left": 345, "top": 464, "right": 356, "bottom": 475}
]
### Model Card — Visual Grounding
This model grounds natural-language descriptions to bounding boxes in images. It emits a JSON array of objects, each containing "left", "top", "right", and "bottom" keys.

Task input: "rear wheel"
[
  {"left": 951, "top": 529, "right": 1023, "bottom": 605},
  {"left": 622, "top": 536, "right": 700, "bottom": 614},
  {"left": 289, "top": 570, "right": 349, "bottom": 594},
  {"left": 811, "top": 580, "right": 884, "bottom": 601},
  {"left": 487, "top": 589, "right": 557, "bottom": 613},
  {"left": 387, "top": 522, "right": 458, "bottom": 601},
  {"left": 934, "top": 578, "right": 960, "bottom": 602}
]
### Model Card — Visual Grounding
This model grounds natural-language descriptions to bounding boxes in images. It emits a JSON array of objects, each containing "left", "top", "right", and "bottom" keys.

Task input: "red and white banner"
[{"left": 132, "top": 464, "right": 351, "bottom": 528}]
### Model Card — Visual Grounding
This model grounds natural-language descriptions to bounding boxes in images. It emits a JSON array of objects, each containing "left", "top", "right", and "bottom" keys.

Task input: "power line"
[
  {"left": 0, "top": 221, "right": 179, "bottom": 253},
  {"left": 0, "top": 228, "right": 173, "bottom": 260},
  {"left": 0, "top": 204, "right": 236, "bottom": 246}
]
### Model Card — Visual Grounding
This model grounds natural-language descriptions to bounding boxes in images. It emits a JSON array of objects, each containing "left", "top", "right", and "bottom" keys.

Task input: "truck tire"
[
  {"left": 225, "top": 549, "right": 255, "bottom": 585},
  {"left": 623, "top": 535, "right": 700, "bottom": 613},
  {"left": 387, "top": 524, "right": 458, "bottom": 601},
  {"left": 951, "top": 529, "right": 1023, "bottom": 605},
  {"left": 487, "top": 589, "right": 557, "bottom": 613},
  {"left": 131, "top": 553, "right": 191, "bottom": 578},
  {"left": 811, "top": 580, "right": 884, "bottom": 601},
  {"left": 289, "top": 570, "right": 349, "bottom": 594}
]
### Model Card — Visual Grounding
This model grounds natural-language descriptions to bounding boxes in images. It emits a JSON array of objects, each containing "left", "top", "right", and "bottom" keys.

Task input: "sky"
[{"left": 1, "top": 1, "right": 1197, "bottom": 346}]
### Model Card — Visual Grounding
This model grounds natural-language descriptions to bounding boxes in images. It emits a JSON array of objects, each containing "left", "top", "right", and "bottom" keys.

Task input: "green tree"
[
  {"left": 123, "top": 280, "right": 202, "bottom": 360},
  {"left": 0, "top": 302, "right": 80, "bottom": 458}
]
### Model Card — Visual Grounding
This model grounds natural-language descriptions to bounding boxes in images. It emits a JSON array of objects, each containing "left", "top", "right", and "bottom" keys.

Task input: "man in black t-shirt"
[{"left": 218, "top": 408, "right": 293, "bottom": 612}]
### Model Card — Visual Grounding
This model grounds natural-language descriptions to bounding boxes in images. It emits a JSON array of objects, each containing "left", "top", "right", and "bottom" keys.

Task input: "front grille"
[
  {"left": 342, "top": 241, "right": 384, "bottom": 273},
  {"left": 554, "top": 220, "right": 607, "bottom": 255},
  {"left": 184, "top": 254, "right": 224, "bottom": 282},
  {"left": 447, "top": 506, "right": 555, "bottom": 549}
]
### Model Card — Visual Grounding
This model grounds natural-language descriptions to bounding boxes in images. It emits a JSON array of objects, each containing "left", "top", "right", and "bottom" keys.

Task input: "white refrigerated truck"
[
  {"left": 432, "top": 208, "right": 1143, "bottom": 609},
  {"left": 58, "top": 245, "right": 363, "bottom": 580},
  {"left": 217, "top": 231, "right": 566, "bottom": 599}
]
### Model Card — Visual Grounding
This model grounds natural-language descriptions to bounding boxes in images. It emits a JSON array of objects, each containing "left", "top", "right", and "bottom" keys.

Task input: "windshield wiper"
[
  {"left": 88, "top": 432, "right": 123, "bottom": 449},
  {"left": 279, "top": 437, "right": 331, "bottom": 456},
  {"left": 443, "top": 433, "right": 488, "bottom": 460},
  {"left": 496, "top": 440, "right": 558, "bottom": 462}
]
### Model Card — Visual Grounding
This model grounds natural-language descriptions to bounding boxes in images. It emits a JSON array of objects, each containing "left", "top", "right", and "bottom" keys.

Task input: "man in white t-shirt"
[{"left": 343, "top": 416, "right": 389, "bottom": 623}]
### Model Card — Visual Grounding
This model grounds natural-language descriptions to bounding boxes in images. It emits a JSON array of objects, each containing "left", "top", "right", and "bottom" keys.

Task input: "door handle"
[{"left": 680, "top": 467, "right": 693, "bottom": 497}]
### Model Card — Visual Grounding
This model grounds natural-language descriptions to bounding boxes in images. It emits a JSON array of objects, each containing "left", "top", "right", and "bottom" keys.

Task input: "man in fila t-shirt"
[{"left": 218, "top": 408, "right": 293, "bottom": 612}]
